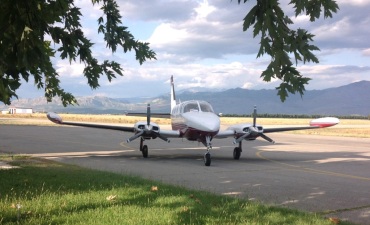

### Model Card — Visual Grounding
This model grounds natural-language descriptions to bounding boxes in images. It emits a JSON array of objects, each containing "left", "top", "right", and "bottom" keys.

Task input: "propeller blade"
[
  {"left": 126, "top": 130, "right": 144, "bottom": 143},
  {"left": 155, "top": 134, "right": 171, "bottom": 143},
  {"left": 260, "top": 133, "right": 275, "bottom": 143},
  {"left": 147, "top": 103, "right": 151, "bottom": 126},
  {"left": 233, "top": 132, "right": 251, "bottom": 144},
  {"left": 253, "top": 105, "right": 257, "bottom": 127}
]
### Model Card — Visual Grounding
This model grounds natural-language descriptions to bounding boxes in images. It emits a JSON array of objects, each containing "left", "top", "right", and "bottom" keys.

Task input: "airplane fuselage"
[{"left": 171, "top": 100, "right": 220, "bottom": 144}]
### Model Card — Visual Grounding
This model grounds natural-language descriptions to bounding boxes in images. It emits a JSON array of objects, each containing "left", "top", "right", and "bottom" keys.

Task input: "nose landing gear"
[
  {"left": 204, "top": 151, "right": 211, "bottom": 166},
  {"left": 139, "top": 137, "right": 148, "bottom": 158},
  {"left": 204, "top": 135, "right": 212, "bottom": 166}
]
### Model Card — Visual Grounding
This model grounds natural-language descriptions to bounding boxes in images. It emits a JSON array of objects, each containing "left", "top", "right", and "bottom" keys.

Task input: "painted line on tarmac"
[
  {"left": 120, "top": 141, "right": 136, "bottom": 149},
  {"left": 256, "top": 150, "right": 370, "bottom": 182},
  {"left": 27, "top": 150, "right": 135, "bottom": 159}
]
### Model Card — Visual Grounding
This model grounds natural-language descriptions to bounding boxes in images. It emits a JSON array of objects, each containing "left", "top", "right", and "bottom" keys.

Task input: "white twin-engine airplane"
[{"left": 47, "top": 76, "right": 339, "bottom": 166}]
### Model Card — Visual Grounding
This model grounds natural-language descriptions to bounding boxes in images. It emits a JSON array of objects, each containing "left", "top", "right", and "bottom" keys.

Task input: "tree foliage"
[
  {"left": 237, "top": 0, "right": 339, "bottom": 101},
  {"left": 0, "top": 0, "right": 339, "bottom": 105},
  {"left": 0, "top": 0, "right": 156, "bottom": 106}
]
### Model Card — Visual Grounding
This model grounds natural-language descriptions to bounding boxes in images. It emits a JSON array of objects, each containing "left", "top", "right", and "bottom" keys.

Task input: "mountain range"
[{"left": 3, "top": 80, "right": 370, "bottom": 116}]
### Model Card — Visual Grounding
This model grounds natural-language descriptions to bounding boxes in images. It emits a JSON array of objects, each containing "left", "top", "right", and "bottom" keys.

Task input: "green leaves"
[
  {"left": 0, "top": 76, "right": 20, "bottom": 105},
  {"left": 238, "top": 0, "right": 339, "bottom": 101},
  {"left": 95, "top": 0, "right": 156, "bottom": 65},
  {"left": 243, "top": 5, "right": 258, "bottom": 33},
  {"left": 290, "top": 0, "right": 339, "bottom": 21},
  {"left": 0, "top": 0, "right": 156, "bottom": 106}
]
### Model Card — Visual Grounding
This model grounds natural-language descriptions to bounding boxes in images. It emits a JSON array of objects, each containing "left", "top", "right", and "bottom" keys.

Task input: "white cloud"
[
  {"left": 194, "top": 0, "right": 216, "bottom": 19},
  {"left": 148, "top": 23, "right": 189, "bottom": 48},
  {"left": 242, "top": 82, "right": 253, "bottom": 89},
  {"left": 56, "top": 61, "right": 85, "bottom": 78},
  {"left": 298, "top": 64, "right": 370, "bottom": 89},
  {"left": 362, "top": 48, "right": 370, "bottom": 56},
  {"left": 15, "top": 0, "right": 370, "bottom": 99},
  {"left": 337, "top": 0, "right": 370, "bottom": 6},
  {"left": 313, "top": 17, "right": 351, "bottom": 40}
]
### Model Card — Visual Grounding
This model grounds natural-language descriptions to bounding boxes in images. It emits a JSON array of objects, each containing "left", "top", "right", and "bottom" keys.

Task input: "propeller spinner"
[
  {"left": 126, "top": 104, "right": 170, "bottom": 143},
  {"left": 234, "top": 106, "right": 275, "bottom": 144}
]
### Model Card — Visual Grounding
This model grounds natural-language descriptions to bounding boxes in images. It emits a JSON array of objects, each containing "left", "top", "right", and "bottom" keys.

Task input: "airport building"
[{"left": 5, "top": 107, "right": 33, "bottom": 114}]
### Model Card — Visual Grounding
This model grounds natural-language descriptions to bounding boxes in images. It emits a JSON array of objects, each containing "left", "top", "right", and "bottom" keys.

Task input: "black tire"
[
  {"left": 233, "top": 147, "right": 241, "bottom": 160},
  {"left": 142, "top": 145, "right": 148, "bottom": 158},
  {"left": 204, "top": 153, "right": 211, "bottom": 166}
]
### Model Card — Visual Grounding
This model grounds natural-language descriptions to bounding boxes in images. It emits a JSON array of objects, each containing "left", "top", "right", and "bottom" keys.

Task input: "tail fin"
[{"left": 170, "top": 75, "right": 177, "bottom": 112}]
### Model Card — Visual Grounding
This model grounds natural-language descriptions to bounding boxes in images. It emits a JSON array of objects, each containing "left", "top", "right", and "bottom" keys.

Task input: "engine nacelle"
[
  {"left": 226, "top": 123, "right": 264, "bottom": 140},
  {"left": 134, "top": 121, "right": 160, "bottom": 139}
]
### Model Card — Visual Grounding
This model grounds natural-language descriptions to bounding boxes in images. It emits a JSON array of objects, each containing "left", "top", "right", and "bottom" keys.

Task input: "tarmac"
[{"left": 1, "top": 124, "right": 369, "bottom": 224}]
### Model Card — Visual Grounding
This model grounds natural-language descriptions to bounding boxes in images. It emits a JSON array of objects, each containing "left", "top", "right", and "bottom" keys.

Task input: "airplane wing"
[
  {"left": 216, "top": 116, "right": 339, "bottom": 144},
  {"left": 47, "top": 112, "right": 135, "bottom": 132},
  {"left": 54, "top": 121, "right": 135, "bottom": 132},
  {"left": 264, "top": 117, "right": 340, "bottom": 133},
  {"left": 158, "top": 129, "right": 181, "bottom": 138},
  {"left": 47, "top": 108, "right": 181, "bottom": 144}
]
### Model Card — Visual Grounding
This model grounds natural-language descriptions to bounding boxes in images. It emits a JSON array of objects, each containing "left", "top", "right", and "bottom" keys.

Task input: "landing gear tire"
[
  {"left": 142, "top": 145, "right": 148, "bottom": 158},
  {"left": 204, "top": 153, "right": 211, "bottom": 166},
  {"left": 233, "top": 147, "right": 241, "bottom": 160}
]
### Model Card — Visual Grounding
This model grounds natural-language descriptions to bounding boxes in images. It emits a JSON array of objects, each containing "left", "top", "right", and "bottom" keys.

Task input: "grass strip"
[{"left": 0, "top": 156, "right": 349, "bottom": 225}]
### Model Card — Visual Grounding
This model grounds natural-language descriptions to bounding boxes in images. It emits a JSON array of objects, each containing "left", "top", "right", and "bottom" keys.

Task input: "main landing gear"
[
  {"left": 139, "top": 137, "right": 148, "bottom": 158},
  {"left": 233, "top": 141, "right": 242, "bottom": 160}
]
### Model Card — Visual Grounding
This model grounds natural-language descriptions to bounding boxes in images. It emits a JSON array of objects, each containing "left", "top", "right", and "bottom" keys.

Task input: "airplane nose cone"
[{"left": 184, "top": 112, "right": 220, "bottom": 132}]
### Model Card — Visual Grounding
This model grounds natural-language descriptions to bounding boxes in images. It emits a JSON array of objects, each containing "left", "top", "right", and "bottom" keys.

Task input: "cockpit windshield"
[
  {"left": 183, "top": 102, "right": 199, "bottom": 113},
  {"left": 199, "top": 101, "right": 214, "bottom": 112},
  {"left": 182, "top": 101, "right": 214, "bottom": 113}
]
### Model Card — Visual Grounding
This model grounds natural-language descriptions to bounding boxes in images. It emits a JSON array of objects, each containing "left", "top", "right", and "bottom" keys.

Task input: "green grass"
[{"left": 0, "top": 156, "right": 348, "bottom": 225}]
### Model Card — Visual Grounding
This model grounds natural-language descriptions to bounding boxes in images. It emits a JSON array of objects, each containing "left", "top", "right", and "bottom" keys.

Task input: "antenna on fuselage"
[{"left": 170, "top": 75, "right": 177, "bottom": 112}]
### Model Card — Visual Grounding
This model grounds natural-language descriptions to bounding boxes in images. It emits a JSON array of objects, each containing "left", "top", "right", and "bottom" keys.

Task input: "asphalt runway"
[{"left": 1, "top": 125, "right": 370, "bottom": 224}]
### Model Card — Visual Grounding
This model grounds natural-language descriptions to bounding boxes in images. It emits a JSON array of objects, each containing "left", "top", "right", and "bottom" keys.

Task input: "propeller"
[
  {"left": 233, "top": 131, "right": 251, "bottom": 144},
  {"left": 253, "top": 105, "right": 257, "bottom": 127},
  {"left": 126, "top": 130, "right": 144, "bottom": 143},
  {"left": 234, "top": 106, "right": 275, "bottom": 144},
  {"left": 147, "top": 103, "right": 150, "bottom": 127},
  {"left": 260, "top": 133, "right": 275, "bottom": 143},
  {"left": 126, "top": 104, "right": 170, "bottom": 143}
]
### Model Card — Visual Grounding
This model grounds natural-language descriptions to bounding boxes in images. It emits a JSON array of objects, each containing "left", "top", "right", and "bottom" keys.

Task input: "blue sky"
[{"left": 16, "top": 0, "right": 370, "bottom": 100}]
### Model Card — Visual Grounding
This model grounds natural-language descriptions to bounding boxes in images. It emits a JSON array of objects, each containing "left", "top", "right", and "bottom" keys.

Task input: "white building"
[{"left": 8, "top": 107, "right": 33, "bottom": 114}]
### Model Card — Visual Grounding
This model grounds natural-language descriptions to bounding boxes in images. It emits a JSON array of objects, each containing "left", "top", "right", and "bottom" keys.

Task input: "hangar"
[{"left": 7, "top": 107, "right": 33, "bottom": 114}]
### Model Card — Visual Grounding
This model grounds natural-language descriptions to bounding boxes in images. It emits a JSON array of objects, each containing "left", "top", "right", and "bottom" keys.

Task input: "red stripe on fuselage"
[
  {"left": 172, "top": 122, "right": 218, "bottom": 141},
  {"left": 183, "top": 127, "right": 219, "bottom": 141}
]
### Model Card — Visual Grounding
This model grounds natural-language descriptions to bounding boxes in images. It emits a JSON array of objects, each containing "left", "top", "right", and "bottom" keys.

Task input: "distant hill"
[
  {"left": 5, "top": 96, "right": 168, "bottom": 114},
  {"left": 3, "top": 80, "right": 370, "bottom": 116},
  {"left": 175, "top": 80, "right": 370, "bottom": 116}
]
